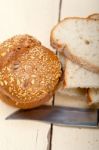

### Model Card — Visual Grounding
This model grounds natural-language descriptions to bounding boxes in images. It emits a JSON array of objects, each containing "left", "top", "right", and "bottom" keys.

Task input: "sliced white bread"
[
  {"left": 64, "top": 59, "right": 99, "bottom": 88},
  {"left": 88, "top": 13, "right": 99, "bottom": 19},
  {"left": 58, "top": 88, "right": 86, "bottom": 97},
  {"left": 51, "top": 18, "right": 99, "bottom": 73},
  {"left": 87, "top": 14, "right": 99, "bottom": 104},
  {"left": 58, "top": 53, "right": 99, "bottom": 90},
  {"left": 57, "top": 88, "right": 88, "bottom": 108},
  {"left": 57, "top": 53, "right": 87, "bottom": 98},
  {"left": 58, "top": 53, "right": 99, "bottom": 88},
  {"left": 88, "top": 88, "right": 99, "bottom": 105},
  {"left": 86, "top": 14, "right": 99, "bottom": 105}
]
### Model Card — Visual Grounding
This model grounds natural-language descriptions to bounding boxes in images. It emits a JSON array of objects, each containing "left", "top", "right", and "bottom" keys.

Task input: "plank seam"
[{"left": 49, "top": 0, "right": 63, "bottom": 150}]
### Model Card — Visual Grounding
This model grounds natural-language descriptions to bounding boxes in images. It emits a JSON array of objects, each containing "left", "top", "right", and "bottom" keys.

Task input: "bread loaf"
[{"left": 0, "top": 35, "right": 62, "bottom": 109}]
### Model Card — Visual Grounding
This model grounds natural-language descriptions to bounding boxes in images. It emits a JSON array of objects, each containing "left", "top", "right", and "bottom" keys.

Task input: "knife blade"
[{"left": 6, "top": 105, "right": 98, "bottom": 128}]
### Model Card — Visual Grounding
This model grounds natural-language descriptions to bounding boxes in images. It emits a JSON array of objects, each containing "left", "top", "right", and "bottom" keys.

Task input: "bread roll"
[{"left": 0, "top": 35, "right": 62, "bottom": 109}]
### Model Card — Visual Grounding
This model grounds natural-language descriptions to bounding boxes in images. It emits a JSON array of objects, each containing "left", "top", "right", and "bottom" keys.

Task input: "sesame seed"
[
  {"left": 31, "top": 79, "right": 35, "bottom": 84},
  {"left": 9, "top": 87, "right": 12, "bottom": 92},
  {"left": 0, "top": 52, "right": 6, "bottom": 57},
  {"left": 31, "top": 74, "right": 36, "bottom": 78},
  {"left": 10, "top": 76, "right": 14, "bottom": 82},
  {"left": 0, "top": 81, "right": 4, "bottom": 86},
  {"left": 17, "top": 79, "right": 20, "bottom": 85},
  {"left": 4, "top": 80, "right": 7, "bottom": 85},
  {"left": 6, "top": 67, "right": 11, "bottom": 71}
]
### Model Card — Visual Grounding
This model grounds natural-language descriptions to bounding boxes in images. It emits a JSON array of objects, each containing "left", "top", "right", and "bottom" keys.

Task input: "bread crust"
[
  {"left": 0, "top": 34, "right": 41, "bottom": 70},
  {"left": 0, "top": 92, "right": 53, "bottom": 109},
  {"left": 0, "top": 35, "right": 62, "bottom": 109},
  {"left": 87, "top": 89, "right": 92, "bottom": 105},
  {"left": 50, "top": 17, "right": 99, "bottom": 74},
  {"left": 88, "top": 13, "right": 99, "bottom": 19}
]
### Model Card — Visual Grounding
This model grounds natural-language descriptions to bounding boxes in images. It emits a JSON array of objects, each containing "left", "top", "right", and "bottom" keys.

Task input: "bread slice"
[
  {"left": 87, "top": 14, "right": 99, "bottom": 105},
  {"left": 64, "top": 60, "right": 99, "bottom": 88},
  {"left": 86, "top": 14, "right": 99, "bottom": 105},
  {"left": 58, "top": 88, "right": 86, "bottom": 97},
  {"left": 51, "top": 18, "right": 99, "bottom": 73},
  {"left": 88, "top": 88, "right": 99, "bottom": 105},
  {"left": 58, "top": 52, "right": 99, "bottom": 88},
  {"left": 88, "top": 13, "right": 99, "bottom": 19},
  {"left": 57, "top": 54, "right": 81, "bottom": 96}
]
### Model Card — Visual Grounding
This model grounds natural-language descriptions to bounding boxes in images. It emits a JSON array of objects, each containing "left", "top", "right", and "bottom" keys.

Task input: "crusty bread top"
[
  {"left": 51, "top": 18, "right": 99, "bottom": 73},
  {"left": 0, "top": 35, "right": 62, "bottom": 105}
]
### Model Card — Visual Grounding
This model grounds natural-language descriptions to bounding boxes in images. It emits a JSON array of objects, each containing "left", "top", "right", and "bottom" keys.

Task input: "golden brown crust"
[
  {"left": 88, "top": 13, "right": 99, "bottom": 19},
  {"left": 0, "top": 35, "right": 62, "bottom": 109},
  {"left": 50, "top": 22, "right": 64, "bottom": 51},
  {"left": 0, "top": 92, "right": 53, "bottom": 109},
  {"left": 50, "top": 17, "right": 99, "bottom": 74}
]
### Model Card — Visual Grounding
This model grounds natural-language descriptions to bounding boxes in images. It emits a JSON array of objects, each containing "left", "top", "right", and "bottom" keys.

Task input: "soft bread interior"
[{"left": 51, "top": 18, "right": 99, "bottom": 73}]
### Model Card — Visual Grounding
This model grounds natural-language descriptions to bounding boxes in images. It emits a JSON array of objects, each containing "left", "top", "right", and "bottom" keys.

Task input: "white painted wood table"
[{"left": 0, "top": 0, "right": 99, "bottom": 150}]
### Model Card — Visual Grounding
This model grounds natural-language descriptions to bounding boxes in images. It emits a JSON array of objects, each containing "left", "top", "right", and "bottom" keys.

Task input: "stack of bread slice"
[{"left": 50, "top": 14, "right": 99, "bottom": 106}]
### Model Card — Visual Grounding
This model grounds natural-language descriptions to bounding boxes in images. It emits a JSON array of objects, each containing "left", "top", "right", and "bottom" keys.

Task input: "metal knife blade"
[{"left": 6, "top": 105, "right": 98, "bottom": 128}]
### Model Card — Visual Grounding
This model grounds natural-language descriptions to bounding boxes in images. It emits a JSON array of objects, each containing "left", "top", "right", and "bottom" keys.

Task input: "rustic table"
[{"left": 0, "top": 0, "right": 99, "bottom": 150}]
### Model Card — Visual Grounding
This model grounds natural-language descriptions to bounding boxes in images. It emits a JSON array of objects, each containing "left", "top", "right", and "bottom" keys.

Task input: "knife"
[{"left": 6, "top": 105, "right": 98, "bottom": 128}]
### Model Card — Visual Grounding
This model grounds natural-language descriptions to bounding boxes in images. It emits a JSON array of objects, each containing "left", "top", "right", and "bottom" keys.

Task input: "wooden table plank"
[
  {"left": 52, "top": 126, "right": 99, "bottom": 150},
  {"left": 0, "top": 121, "right": 50, "bottom": 150}
]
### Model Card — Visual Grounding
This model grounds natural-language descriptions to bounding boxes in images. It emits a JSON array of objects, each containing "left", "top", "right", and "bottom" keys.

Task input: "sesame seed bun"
[{"left": 0, "top": 35, "right": 62, "bottom": 109}]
